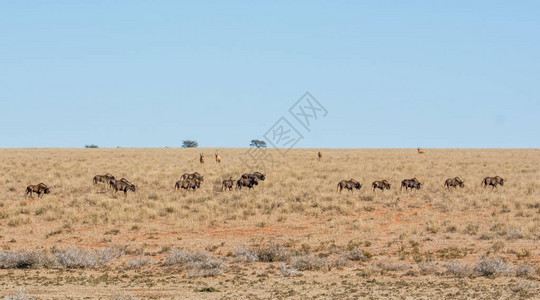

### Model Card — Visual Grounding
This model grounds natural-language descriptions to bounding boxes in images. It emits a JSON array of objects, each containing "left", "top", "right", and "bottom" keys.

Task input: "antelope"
[
  {"left": 482, "top": 176, "right": 504, "bottom": 189},
  {"left": 417, "top": 148, "right": 425, "bottom": 154},
  {"left": 337, "top": 179, "right": 362, "bottom": 193},
  {"left": 318, "top": 151, "right": 322, "bottom": 160},
  {"left": 25, "top": 183, "right": 51, "bottom": 199},
  {"left": 215, "top": 153, "right": 221, "bottom": 164},
  {"left": 200, "top": 153, "right": 205, "bottom": 164}
]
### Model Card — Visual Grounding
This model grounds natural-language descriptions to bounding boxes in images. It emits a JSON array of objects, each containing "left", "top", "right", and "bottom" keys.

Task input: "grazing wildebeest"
[
  {"left": 111, "top": 180, "right": 136, "bottom": 195},
  {"left": 93, "top": 173, "right": 115, "bottom": 185},
  {"left": 237, "top": 177, "right": 258, "bottom": 190},
  {"left": 445, "top": 177, "right": 464, "bottom": 189},
  {"left": 417, "top": 148, "right": 425, "bottom": 154},
  {"left": 241, "top": 172, "right": 265, "bottom": 181},
  {"left": 200, "top": 153, "right": 205, "bottom": 164},
  {"left": 25, "top": 183, "right": 50, "bottom": 198},
  {"left": 175, "top": 178, "right": 201, "bottom": 191},
  {"left": 401, "top": 178, "right": 422, "bottom": 191},
  {"left": 372, "top": 180, "right": 391, "bottom": 192},
  {"left": 215, "top": 153, "right": 221, "bottom": 164},
  {"left": 482, "top": 176, "right": 504, "bottom": 189},
  {"left": 337, "top": 179, "right": 362, "bottom": 193},
  {"left": 180, "top": 172, "right": 204, "bottom": 182},
  {"left": 222, "top": 177, "right": 234, "bottom": 191},
  {"left": 318, "top": 151, "right": 322, "bottom": 160}
]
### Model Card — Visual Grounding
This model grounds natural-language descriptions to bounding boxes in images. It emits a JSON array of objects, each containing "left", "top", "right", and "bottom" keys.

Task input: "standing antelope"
[
  {"left": 318, "top": 151, "right": 322, "bottom": 160},
  {"left": 200, "top": 153, "right": 204, "bottom": 164},
  {"left": 417, "top": 148, "right": 425, "bottom": 154},
  {"left": 215, "top": 153, "right": 221, "bottom": 164}
]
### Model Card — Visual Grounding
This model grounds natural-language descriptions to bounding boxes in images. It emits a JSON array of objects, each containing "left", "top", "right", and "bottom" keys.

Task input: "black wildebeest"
[
  {"left": 110, "top": 179, "right": 136, "bottom": 196},
  {"left": 445, "top": 177, "right": 464, "bottom": 189},
  {"left": 175, "top": 178, "right": 201, "bottom": 191},
  {"left": 180, "top": 172, "right": 204, "bottom": 182},
  {"left": 25, "top": 183, "right": 50, "bottom": 198},
  {"left": 401, "top": 178, "right": 422, "bottom": 191},
  {"left": 337, "top": 179, "right": 362, "bottom": 193},
  {"left": 372, "top": 180, "right": 391, "bottom": 192},
  {"left": 222, "top": 177, "right": 234, "bottom": 191},
  {"left": 237, "top": 176, "right": 258, "bottom": 190},
  {"left": 242, "top": 172, "right": 265, "bottom": 181},
  {"left": 482, "top": 176, "right": 504, "bottom": 189},
  {"left": 318, "top": 151, "right": 322, "bottom": 160},
  {"left": 93, "top": 173, "right": 115, "bottom": 185}
]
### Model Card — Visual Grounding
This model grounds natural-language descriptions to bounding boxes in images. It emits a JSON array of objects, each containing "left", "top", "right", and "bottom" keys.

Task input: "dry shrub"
[
  {"left": 342, "top": 248, "right": 369, "bottom": 262},
  {"left": 126, "top": 256, "right": 155, "bottom": 269},
  {"left": 279, "top": 263, "right": 301, "bottom": 277},
  {"left": 165, "top": 249, "right": 226, "bottom": 277},
  {"left": 515, "top": 263, "right": 536, "bottom": 278},
  {"left": 233, "top": 248, "right": 258, "bottom": 263},
  {"left": 0, "top": 250, "right": 51, "bottom": 269},
  {"left": 418, "top": 262, "right": 439, "bottom": 275},
  {"left": 444, "top": 260, "right": 473, "bottom": 278},
  {"left": 474, "top": 257, "right": 512, "bottom": 277},
  {"left": 53, "top": 247, "right": 124, "bottom": 269},
  {"left": 291, "top": 255, "right": 327, "bottom": 271},
  {"left": 3, "top": 288, "right": 35, "bottom": 300},
  {"left": 254, "top": 243, "right": 289, "bottom": 262},
  {"left": 376, "top": 261, "right": 410, "bottom": 272}
]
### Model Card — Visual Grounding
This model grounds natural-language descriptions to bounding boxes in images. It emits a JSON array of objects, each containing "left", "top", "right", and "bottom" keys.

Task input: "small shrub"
[
  {"left": 291, "top": 255, "right": 327, "bottom": 271},
  {"left": 444, "top": 261, "right": 473, "bottom": 278},
  {"left": 515, "top": 264, "right": 536, "bottom": 278},
  {"left": 474, "top": 257, "right": 512, "bottom": 277},
  {"left": 53, "top": 247, "right": 123, "bottom": 269},
  {"left": 506, "top": 227, "right": 524, "bottom": 240},
  {"left": 0, "top": 250, "right": 51, "bottom": 269},
  {"left": 233, "top": 248, "right": 258, "bottom": 263},
  {"left": 342, "top": 248, "right": 369, "bottom": 262},
  {"left": 126, "top": 256, "right": 155, "bottom": 269},
  {"left": 279, "top": 263, "right": 301, "bottom": 277},
  {"left": 165, "top": 249, "right": 226, "bottom": 277},
  {"left": 254, "top": 243, "right": 289, "bottom": 262}
]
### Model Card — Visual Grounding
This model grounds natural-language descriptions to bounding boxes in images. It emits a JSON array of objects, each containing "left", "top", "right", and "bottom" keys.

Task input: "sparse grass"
[{"left": 0, "top": 148, "right": 538, "bottom": 297}]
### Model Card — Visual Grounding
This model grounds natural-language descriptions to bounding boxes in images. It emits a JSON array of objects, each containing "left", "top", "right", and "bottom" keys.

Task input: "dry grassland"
[{"left": 0, "top": 148, "right": 538, "bottom": 299}]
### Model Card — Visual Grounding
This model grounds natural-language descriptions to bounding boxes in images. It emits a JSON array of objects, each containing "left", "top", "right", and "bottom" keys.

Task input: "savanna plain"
[{"left": 0, "top": 148, "right": 538, "bottom": 299}]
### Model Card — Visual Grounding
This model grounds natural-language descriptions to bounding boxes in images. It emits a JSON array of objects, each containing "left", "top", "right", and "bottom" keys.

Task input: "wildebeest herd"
[{"left": 23, "top": 153, "right": 505, "bottom": 199}]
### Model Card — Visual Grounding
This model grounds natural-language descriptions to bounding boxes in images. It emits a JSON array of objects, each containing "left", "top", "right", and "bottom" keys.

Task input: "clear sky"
[{"left": 1, "top": 1, "right": 539, "bottom": 148}]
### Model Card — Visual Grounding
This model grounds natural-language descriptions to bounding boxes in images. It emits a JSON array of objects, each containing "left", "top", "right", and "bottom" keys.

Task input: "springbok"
[
  {"left": 215, "top": 153, "right": 221, "bottom": 164},
  {"left": 200, "top": 153, "right": 205, "bottom": 164},
  {"left": 417, "top": 148, "right": 425, "bottom": 154}
]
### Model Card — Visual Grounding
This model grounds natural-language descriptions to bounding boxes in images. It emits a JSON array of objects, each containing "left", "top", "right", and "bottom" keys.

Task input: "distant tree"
[
  {"left": 182, "top": 140, "right": 198, "bottom": 148},
  {"left": 250, "top": 139, "right": 267, "bottom": 148},
  {"left": 85, "top": 145, "right": 99, "bottom": 148}
]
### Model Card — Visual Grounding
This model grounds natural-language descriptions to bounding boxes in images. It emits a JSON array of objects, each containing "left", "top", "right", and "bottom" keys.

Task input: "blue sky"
[{"left": 1, "top": 1, "right": 539, "bottom": 148}]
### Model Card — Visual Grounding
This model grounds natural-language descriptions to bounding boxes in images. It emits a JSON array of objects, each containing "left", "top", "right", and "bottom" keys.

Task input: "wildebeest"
[
  {"left": 215, "top": 153, "right": 221, "bottom": 164},
  {"left": 337, "top": 179, "right": 362, "bottom": 193},
  {"left": 372, "top": 180, "right": 391, "bottom": 192},
  {"left": 93, "top": 173, "right": 115, "bottom": 185},
  {"left": 482, "top": 176, "right": 504, "bottom": 189},
  {"left": 175, "top": 178, "right": 201, "bottom": 191},
  {"left": 200, "top": 153, "right": 205, "bottom": 164},
  {"left": 180, "top": 172, "right": 204, "bottom": 182},
  {"left": 401, "top": 178, "right": 422, "bottom": 191},
  {"left": 318, "top": 151, "right": 322, "bottom": 160},
  {"left": 417, "top": 148, "right": 425, "bottom": 154},
  {"left": 25, "top": 183, "right": 50, "bottom": 198},
  {"left": 110, "top": 180, "right": 136, "bottom": 195},
  {"left": 445, "top": 177, "right": 464, "bottom": 189},
  {"left": 237, "top": 176, "right": 258, "bottom": 190},
  {"left": 241, "top": 172, "right": 265, "bottom": 181},
  {"left": 222, "top": 177, "right": 234, "bottom": 191}
]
